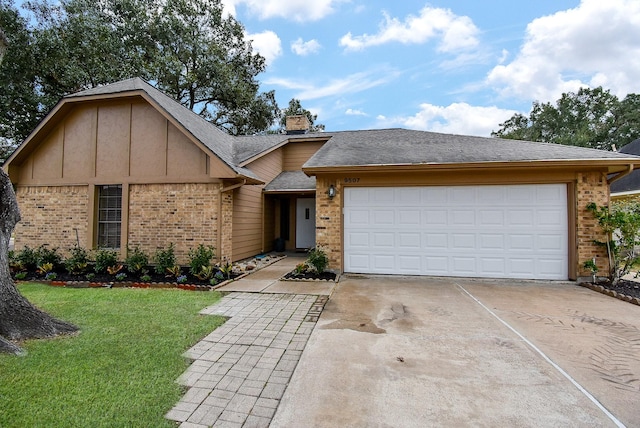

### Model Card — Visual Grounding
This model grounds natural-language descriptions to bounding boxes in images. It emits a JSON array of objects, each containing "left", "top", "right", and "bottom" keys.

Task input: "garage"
[{"left": 343, "top": 184, "right": 569, "bottom": 280}]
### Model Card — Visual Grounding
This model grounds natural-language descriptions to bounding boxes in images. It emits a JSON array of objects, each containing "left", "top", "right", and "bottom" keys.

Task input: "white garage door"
[{"left": 344, "top": 185, "right": 568, "bottom": 280}]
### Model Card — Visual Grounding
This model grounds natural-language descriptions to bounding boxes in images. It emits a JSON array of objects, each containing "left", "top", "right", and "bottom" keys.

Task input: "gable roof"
[
  {"left": 302, "top": 128, "right": 640, "bottom": 173},
  {"left": 610, "top": 138, "right": 640, "bottom": 194},
  {"left": 5, "top": 77, "right": 260, "bottom": 183}
]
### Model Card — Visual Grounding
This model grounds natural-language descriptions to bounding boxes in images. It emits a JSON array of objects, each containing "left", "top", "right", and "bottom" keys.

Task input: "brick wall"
[
  {"left": 220, "top": 190, "right": 233, "bottom": 263},
  {"left": 14, "top": 185, "right": 89, "bottom": 255},
  {"left": 575, "top": 172, "right": 610, "bottom": 276},
  {"left": 128, "top": 183, "right": 225, "bottom": 264},
  {"left": 315, "top": 177, "right": 342, "bottom": 271}
]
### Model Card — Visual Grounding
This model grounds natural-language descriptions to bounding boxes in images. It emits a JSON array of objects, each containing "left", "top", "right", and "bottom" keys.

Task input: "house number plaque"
[{"left": 344, "top": 177, "right": 360, "bottom": 183}]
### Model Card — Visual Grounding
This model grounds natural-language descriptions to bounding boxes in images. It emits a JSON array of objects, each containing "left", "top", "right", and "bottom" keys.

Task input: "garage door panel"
[
  {"left": 424, "top": 210, "right": 448, "bottom": 225},
  {"left": 372, "top": 254, "right": 395, "bottom": 271},
  {"left": 373, "top": 210, "right": 394, "bottom": 224},
  {"left": 451, "top": 210, "right": 475, "bottom": 225},
  {"left": 399, "top": 209, "right": 420, "bottom": 225},
  {"left": 399, "top": 232, "right": 421, "bottom": 248},
  {"left": 479, "top": 234, "right": 505, "bottom": 249},
  {"left": 479, "top": 258, "right": 506, "bottom": 276},
  {"left": 537, "top": 209, "right": 565, "bottom": 226},
  {"left": 372, "top": 188, "right": 395, "bottom": 203},
  {"left": 509, "top": 234, "right": 535, "bottom": 250},
  {"left": 508, "top": 210, "right": 534, "bottom": 226},
  {"left": 346, "top": 231, "right": 369, "bottom": 248},
  {"left": 479, "top": 210, "right": 504, "bottom": 225},
  {"left": 422, "top": 187, "right": 448, "bottom": 203},
  {"left": 452, "top": 257, "right": 476, "bottom": 274},
  {"left": 452, "top": 187, "right": 476, "bottom": 203},
  {"left": 373, "top": 232, "right": 394, "bottom": 248},
  {"left": 452, "top": 234, "right": 476, "bottom": 249},
  {"left": 347, "top": 209, "right": 370, "bottom": 225},
  {"left": 424, "top": 233, "right": 448, "bottom": 248},
  {"left": 344, "top": 185, "right": 568, "bottom": 280}
]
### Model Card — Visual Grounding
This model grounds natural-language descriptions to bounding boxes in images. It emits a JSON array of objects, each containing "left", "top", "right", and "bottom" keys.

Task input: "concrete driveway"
[{"left": 272, "top": 276, "right": 640, "bottom": 427}]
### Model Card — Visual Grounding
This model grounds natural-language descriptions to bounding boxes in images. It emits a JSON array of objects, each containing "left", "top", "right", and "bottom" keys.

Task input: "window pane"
[{"left": 97, "top": 185, "right": 122, "bottom": 249}]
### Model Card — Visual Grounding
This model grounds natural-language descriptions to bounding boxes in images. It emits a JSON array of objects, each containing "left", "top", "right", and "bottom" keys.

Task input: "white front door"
[{"left": 296, "top": 198, "right": 316, "bottom": 249}]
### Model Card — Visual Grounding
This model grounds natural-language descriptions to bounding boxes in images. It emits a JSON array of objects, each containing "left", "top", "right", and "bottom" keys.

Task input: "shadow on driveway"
[{"left": 272, "top": 276, "right": 639, "bottom": 427}]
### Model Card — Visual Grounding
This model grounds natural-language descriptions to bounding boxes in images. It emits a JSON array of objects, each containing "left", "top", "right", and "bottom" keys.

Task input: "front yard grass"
[{"left": 0, "top": 283, "right": 225, "bottom": 427}]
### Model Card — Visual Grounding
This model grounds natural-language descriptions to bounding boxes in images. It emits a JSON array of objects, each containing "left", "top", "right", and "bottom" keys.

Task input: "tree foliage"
[
  {"left": 586, "top": 200, "right": 640, "bottom": 283},
  {"left": 492, "top": 87, "right": 640, "bottom": 150},
  {"left": 0, "top": 0, "right": 279, "bottom": 160},
  {"left": 279, "top": 98, "right": 325, "bottom": 133}
]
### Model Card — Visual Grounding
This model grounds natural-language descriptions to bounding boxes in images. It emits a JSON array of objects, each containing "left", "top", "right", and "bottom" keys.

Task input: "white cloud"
[
  {"left": 265, "top": 69, "right": 400, "bottom": 100},
  {"left": 246, "top": 30, "right": 282, "bottom": 65},
  {"left": 291, "top": 38, "right": 322, "bottom": 56},
  {"left": 223, "top": 0, "right": 340, "bottom": 22},
  {"left": 487, "top": 0, "right": 640, "bottom": 102},
  {"left": 340, "top": 6, "right": 479, "bottom": 52},
  {"left": 378, "top": 103, "right": 517, "bottom": 137},
  {"left": 345, "top": 108, "right": 367, "bottom": 116}
]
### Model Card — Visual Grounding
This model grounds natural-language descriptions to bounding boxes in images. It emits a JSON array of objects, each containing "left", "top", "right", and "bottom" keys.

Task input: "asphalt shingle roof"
[
  {"left": 63, "top": 79, "right": 640, "bottom": 179},
  {"left": 610, "top": 138, "right": 640, "bottom": 193},
  {"left": 263, "top": 171, "right": 316, "bottom": 192},
  {"left": 303, "top": 128, "right": 635, "bottom": 169}
]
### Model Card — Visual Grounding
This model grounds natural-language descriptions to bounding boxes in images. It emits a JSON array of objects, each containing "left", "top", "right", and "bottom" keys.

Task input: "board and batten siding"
[
  {"left": 232, "top": 149, "right": 283, "bottom": 261},
  {"left": 13, "top": 99, "right": 227, "bottom": 185},
  {"left": 10, "top": 98, "right": 236, "bottom": 259},
  {"left": 282, "top": 141, "right": 325, "bottom": 171}
]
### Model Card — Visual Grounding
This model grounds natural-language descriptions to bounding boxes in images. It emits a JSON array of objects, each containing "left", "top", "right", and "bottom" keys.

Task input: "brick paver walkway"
[{"left": 166, "top": 292, "right": 327, "bottom": 427}]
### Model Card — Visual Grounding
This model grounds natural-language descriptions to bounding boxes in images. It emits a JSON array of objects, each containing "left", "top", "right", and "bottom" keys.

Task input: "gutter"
[
  {"left": 221, "top": 179, "right": 246, "bottom": 192},
  {"left": 607, "top": 164, "right": 634, "bottom": 185}
]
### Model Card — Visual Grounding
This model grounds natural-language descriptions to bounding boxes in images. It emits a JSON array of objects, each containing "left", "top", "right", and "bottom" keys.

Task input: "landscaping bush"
[
  {"left": 94, "top": 248, "right": 119, "bottom": 274},
  {"left": 153, "top": 243, "right": 176, "bottom": 275},
  {"left": 35, "top": 245, "right": 63, "bottom": 269},
  {"left": 13, "top": 245, "right": 39, "bottom": 272},
  {"left": 65, "top": 245, "right": 91, "bottom": 274},
  {"left": 307, "top": 246, "right": 329, "bottom": 274},
  {"left": 188, "top": 244, "right": 216, "bottom": 277},
  {"left": 125, "top": 246, "right": 149, "bottom": 274},
  {"left": 586, "top": 200, "right": 640, "bottom": 283}
]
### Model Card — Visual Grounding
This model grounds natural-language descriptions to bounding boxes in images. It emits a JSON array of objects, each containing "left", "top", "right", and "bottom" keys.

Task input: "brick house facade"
[{"left": 4, "top": 78, "right": 636, "bottom": 279}]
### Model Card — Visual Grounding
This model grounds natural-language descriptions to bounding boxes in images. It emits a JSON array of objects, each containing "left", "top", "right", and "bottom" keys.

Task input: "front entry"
[{"left": 296, "top": 198, "right": 316, "bottom": 249}]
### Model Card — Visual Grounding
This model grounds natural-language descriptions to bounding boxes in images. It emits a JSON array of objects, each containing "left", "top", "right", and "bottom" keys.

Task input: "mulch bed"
[
  {"left": 13, "top": 269, "right": 239, "bottom": 290},
  {"left": 579, "top": 278, "right": 640, "bottom": 306}
]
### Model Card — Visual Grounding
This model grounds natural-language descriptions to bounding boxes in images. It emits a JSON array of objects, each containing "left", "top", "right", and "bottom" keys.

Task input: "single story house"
[
  {"left": 610, "top": 138, "right": 640, "bottom": 200},
  {"left": 4, "top": 78, "right": 640, "bottom": 280}
]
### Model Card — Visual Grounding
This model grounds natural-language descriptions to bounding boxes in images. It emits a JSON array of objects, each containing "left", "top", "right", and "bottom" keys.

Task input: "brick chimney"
[{"left": 285, "top": 115, "right": 310, "bottom": 135}]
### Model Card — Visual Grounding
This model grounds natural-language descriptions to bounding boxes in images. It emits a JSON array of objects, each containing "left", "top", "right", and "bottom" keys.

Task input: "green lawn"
[{"left": 0, "top": 283, "right": 225, "bottom": 427}]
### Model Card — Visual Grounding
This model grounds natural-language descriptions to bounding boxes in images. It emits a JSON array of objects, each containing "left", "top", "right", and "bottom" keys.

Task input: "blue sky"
[{"left": 224, "top": 0, "right": 640, "bottom": 136}]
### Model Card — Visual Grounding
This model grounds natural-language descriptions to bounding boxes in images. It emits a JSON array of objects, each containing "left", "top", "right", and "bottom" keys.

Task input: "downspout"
[{"left": 607, "top": 164, "right": 634, "bottom": 184}]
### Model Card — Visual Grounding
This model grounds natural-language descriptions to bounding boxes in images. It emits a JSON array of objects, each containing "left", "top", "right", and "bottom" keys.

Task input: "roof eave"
[{"left": 302, "top": 159, "right": 640, "bottom": 176}]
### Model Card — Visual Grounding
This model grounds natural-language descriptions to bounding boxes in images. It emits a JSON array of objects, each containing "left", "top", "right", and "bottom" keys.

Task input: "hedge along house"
[{"left": 4, "top": 78, "right": 640, "bottom": 280}]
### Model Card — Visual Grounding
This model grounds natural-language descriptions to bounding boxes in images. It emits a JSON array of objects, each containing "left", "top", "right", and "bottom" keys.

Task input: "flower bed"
[{"left": 579, "top": 279, "right": 640, "bottom": 306}]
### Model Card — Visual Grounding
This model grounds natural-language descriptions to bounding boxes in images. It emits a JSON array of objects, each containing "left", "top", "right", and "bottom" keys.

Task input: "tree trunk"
[{"left": 0, "top": 169, "right": 78, "bottom": 355}]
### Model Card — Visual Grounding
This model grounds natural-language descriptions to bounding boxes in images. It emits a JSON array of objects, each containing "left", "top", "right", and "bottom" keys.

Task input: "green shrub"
[
  {"left": 188, "top": 244, "right": 216, "bottom": 276},
  {"left": 307, "top": 246, "right": 329, "bottom": 274},
  {"left": 153, "top": 244, "right": 176, "bottom": 275},
  {"left": 586, "top": 200, "right": 640, "bottom": 282},
  {"left": 14, "top": 246, "right": 39, "bottom": 271},
  {"left": 65, "top": 246, "right": 91, "bottom": 274},
  {"left": 125, "top": 246, "right": 149, "bottom": 274},
  {"left": 35, "top": 245, "right": 62, "bottom": 269},
  {"left": 94, "top": 248, "right": 119, "bottom": 274}
]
